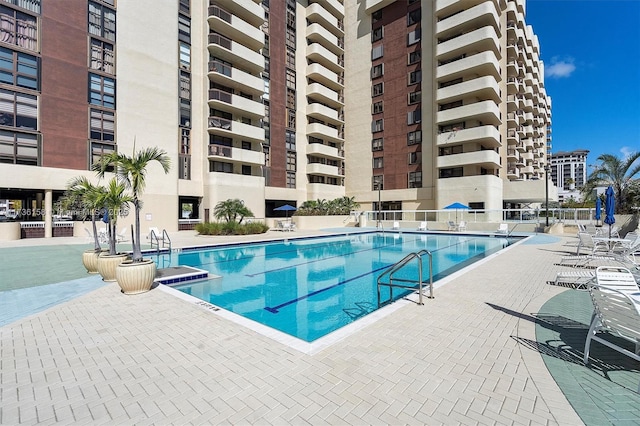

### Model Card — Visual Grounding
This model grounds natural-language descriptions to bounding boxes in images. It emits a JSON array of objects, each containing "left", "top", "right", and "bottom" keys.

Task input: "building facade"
[
  {"left": 550, "top": 149, "right": 589, "bottom": 203},
  {"left": 0, "top": 0, "right": 553, "bottom": 239}
]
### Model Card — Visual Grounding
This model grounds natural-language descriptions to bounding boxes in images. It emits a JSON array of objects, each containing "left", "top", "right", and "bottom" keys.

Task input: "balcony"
[
  {"left": 507, "top": 129, "right": 517, "bottom": 144},
  {"left": 207, "top": 116, "right": 265, "bottom": 143},
  {"left": 307, "top": 83, "right": 343, "bottom": 108},
  {"left": 307, "top": 102, "right": 343, "bottom": 126},
  {"left": 506, "top": 77, "right": 521, "bottom": 95},
  {"left": 437, "top": 51, "right": 500, "bottom": 83},
  {"left": 436, "top": 125, "right": 501, "bottom": 148},
  {"left": 208, "top": 60, "right": 263, "bottom": 96},
  {"left": 306, "top": 2, "right": 343, "bottom": 36},
  {"left": 312, "top": 0, "right": 345, "bottom": 20},
  {"left": 365, "top": 0, "right": 394, "bottom": 14},
  {"left": 436, "top": 26, "right": 501, "bottom": 61},
  {"left": 208, "top": 33, "right": 264, "bottom": 75},
  {"left": 307, "top": 142, "right": 343, "bottom": 160},
  {"left": 208, "top": 144, "right": 265, "bottom": 166},
  {"left": 306, "top": 63, "right": 343, "bottom": 91},
  {"left": 208, "top": 5, "right": 264, "bottom": 51},
  {"left": 436, "top": 75, "right": 500, "bottom": 104},
  {"left": 306, "top": 23, "right": 343, "bottom": 56},
  {"left": 307, "top": 122, "right": 343, "bottom": 144},
  {"left": 213, "top": 0, "right": 265, "bottom": 27},
  {"left": 436, "top": 2, "right": 500, "bottom": 39},
  {"left": 437, "top": 100, "right": 501, "bottom": 127},
  {"left": 507, "top": 167, "right": 520, "bottom": 179},
  {"left": 507, "top": 149, "right": 519, "bottom": 161},
  {"left": 306, "top": 162, "right": 343, "bottom": 178},
  {"left": 437, "top": 149, "right": 501, "bottom": 170},
  {"left": 208, "top": 90, "right": 265, "bottom": 119},
  {"left": 307, "top": 43, "right": 343, "bottom": 73}
]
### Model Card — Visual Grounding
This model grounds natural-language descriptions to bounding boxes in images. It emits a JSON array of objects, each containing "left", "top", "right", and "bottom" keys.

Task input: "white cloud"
[
  {"left": 545, "top": 57, "right": 576, "bottom": 78},
  {"left": 620, "top": 146, "right": 635, "bottom": 159}
]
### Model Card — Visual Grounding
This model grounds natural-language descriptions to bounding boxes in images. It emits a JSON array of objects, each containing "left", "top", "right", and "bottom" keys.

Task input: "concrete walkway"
[{"left": 0, "top": 230, "right": 631, "bottom": 424}]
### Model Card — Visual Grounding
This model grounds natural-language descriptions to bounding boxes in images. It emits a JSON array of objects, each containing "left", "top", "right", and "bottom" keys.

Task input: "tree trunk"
[{"left": 133, "top": 199, "right": 142, "bottom": 262}]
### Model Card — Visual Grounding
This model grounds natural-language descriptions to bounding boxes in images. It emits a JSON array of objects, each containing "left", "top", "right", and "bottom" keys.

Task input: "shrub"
[{"left": 195, "top": 221, "right": 269, "bottom": 236}]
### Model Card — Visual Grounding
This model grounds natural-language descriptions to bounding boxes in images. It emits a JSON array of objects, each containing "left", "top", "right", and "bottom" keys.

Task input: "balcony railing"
[
  {"left": 209, "top": 144, "right": 232, "bottom": 157},
  {"left": 209, "top": 60, "right": 232, "bottom": 77},
  {"left": 209, "top": 33, "right": 232, "bottom": 50},
  {"left": 208, "top": 5, "right": 232, "bottom": 23},
  {"left": 209, "top": 89, "right": 232, "bottom": 104},
  {"left": 208, "top": 117, "right": 232, "bottom": 130}
]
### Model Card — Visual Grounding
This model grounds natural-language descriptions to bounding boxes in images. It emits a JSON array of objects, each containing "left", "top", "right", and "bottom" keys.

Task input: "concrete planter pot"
[
  {"left": 115, "top": 259, "right": 156, "bottom": 295},
  {"left": 82, "top": 249, "right": 108, "bottom": 274},
  {"left": 97, "top": 253, "right": 128, "bottom": 282}
]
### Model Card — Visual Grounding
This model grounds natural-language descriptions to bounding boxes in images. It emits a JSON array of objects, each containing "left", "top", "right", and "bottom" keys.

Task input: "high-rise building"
[
  {"left": 550, "top": 149, "right": 589, "bottom": 203},
  {"left": 0, "top": 0, "right": 553, "bottom": 239}
]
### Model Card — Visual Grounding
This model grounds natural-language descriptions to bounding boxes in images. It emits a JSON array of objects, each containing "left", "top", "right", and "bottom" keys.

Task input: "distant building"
[{"left": 550, "top": 149, "right": 589, "bottom": 203}]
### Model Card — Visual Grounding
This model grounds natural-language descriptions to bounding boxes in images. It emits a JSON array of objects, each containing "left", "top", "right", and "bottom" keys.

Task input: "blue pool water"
[{"left": 156, "top": 232, "right": 515, "bottom": 342}]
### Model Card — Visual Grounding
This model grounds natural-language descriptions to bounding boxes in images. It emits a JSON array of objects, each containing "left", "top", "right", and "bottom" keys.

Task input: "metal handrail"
[
  {"left": 377, "top": 249, "right": 433, "bottom": 307},
  {"left": 150, "top": 228, "right": 172, "bottom": 252}
]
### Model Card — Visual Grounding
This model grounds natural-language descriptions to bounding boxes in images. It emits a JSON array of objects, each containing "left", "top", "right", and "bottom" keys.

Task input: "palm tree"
[
  {"left": 95, "top": 178, "right": 133, "bottom": 255},
  {"left": 582, "top": 152, "right": 640, "bottom": 213},
  {"left": 93, "top": 146, "right": 170, "bottom": 262},
  {"left": 63, "top": 176, "right": 107, "bottom": 252},
  {"left": 213, "top": 199, "right": 254, "bottom": 224}
]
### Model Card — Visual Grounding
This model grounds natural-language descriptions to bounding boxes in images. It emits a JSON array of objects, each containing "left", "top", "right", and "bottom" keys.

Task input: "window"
[
  {"left": 407, "top": 130, "right": 422, "bottom": 145},
  {"left": 408, "top": 171, "right": 422, "bottom": 188},
  {"left": 180, "top": 98, "right": 190, "bottom": 127},
  {"left": 178, "top": 13, "right": 191, "bottom": 43},
  {"left": 179, "top": 0, "right": 190, "bottom": 14},
  {"left": 408, "top": 70, "right": 421, "bottom": 85},
  {"left": 0, "top": 5, "right": 38, "bottom": 51},
  {"left": 371, "top": 44, "right": 383, "bottom": 60},
  {"left": 89, "top": 1, "right": 116, "bottom": 41},
  {"left": 90, "top": 109, "right": 115, "bottom": 142},
  {"left": 407, "top": 9, "right": 421, "bottom": 26},
  {"left": 408, "top": 91, "right": 421, "bottom": 105},
  {"left": 407, "top": 109, "right": 421, "bottom": 125},
  {"left": 372, "top": 26, "right": 383, "bottom": 42},
  {"left": 286, "top": 151, "right": 296, "bottom": 171},
  {"left": 286, "top": 48, "right": 295, "bottom": 68},
  {"left": 285, "top": 27, "right": 295, "bottom": 49},
  {"left": 0, "top": 47, "right": 39, "bottom": 90},
  {"left": 242, "top": 165, "right": 252, "bottom": 175},
  {"left": 408, "top": 152, "right": 420, "bottom": 165},
  {"left": 372, "top": 82, "right": 383, "bottom": 97},
  {"left": 0, "top": 129, "right": 38, "bottom": 165},
  {"left": 372, "top": 101, "right": 383, "bottom": 114},
  {"left": 286, "top": 69, "right": 295, "bottom": 89},
  {"left": 439, "top": 100, "right": 463, "bottom": 111},
  {"left": 439, "top": 77, "right": 462, "bottom": 88},
  {"left": 372, "top": 175, "right": 383, "bottom": 190},
  {"left": 0, "top": 88, "right": 37, "bottom": 129},
  {"left": 286, "top": 88, "right": 295, "bottom": 109},
  {"left": 180, "top": 71, "right": 191, "bottom": 99},
  {"left": 90, "top": 141, "right": 115, "bottom": 169},
  {"left": 371, "top": 63, "right": 383, "bottom": 79},
  {"left": 285, "top": 130, "right": 295, "bottom": 150},
  {"left": 372, "top": 137, "right": 383, "bottom": 151},
  {"left": 408, "top": 50, "right": 421, "bottom": 65},
  {"left": 90, "top": 39, "right": 115, "bottom": 74},
  {"left": 372, "top": 119, "right": 383, "bottom": 133},
  {"left": 372, "top": 10, "right": 382, "bottom": 23},
  {"left": 286, "top": 171, "right": 295, "bottom": 188},
  {"left": 2, "top": 0, "right": 41, "bottom": 13},
  {"left": 263, "top": 78, "right": 269, "bottom": 100},
  {"left": 373, "top": 157, "right": 383, "bottom": 169},
  {"left": 469, "top": 202, "right": 484, "bottom": 210},
  {"left": 407, "top": 28, "right": 421, "bottom": 45},
  {"left": 286, "top": 10, "right": 295, "bottom": 28},
  {"left": 439, "top": 167, "right": 464, "bottom": 178},
  {"left": 439, "top": 122, "right": 465, "bottom": 133},
  {"left": 287, "top": 109, "right": 295, "bottom": 129},
  {"left": 179, "top": 42, "right": 190, "bottom": 70},
  {"left": 210, "top": 161, "right": 233, "bottom": 173},
  {"left": 180, "top": 128, "right": 190, "bottom": 154}
]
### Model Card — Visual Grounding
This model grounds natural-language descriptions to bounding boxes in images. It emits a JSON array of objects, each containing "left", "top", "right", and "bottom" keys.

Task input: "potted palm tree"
[
  {"left": 93, "top": 145, "right": 170, "bottom": 294},
  {"left": 95, "top": 178, "right": 133, "bottom": 282},
  {"left": 63, "top": 176, "right": 108, "bottom": 273}
]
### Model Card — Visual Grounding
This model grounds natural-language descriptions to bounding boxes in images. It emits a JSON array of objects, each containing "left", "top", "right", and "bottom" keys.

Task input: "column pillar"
[{"left": 44, "top": 189, "right": 52, "bottom": 238}]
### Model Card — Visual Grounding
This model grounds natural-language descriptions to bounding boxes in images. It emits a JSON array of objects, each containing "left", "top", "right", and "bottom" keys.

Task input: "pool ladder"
[
  {"left": 377, "top": 249, "right": 433, "bottom": 307},
  {"left": 150, "top": 228, "right": 172, "bottom": 252}
]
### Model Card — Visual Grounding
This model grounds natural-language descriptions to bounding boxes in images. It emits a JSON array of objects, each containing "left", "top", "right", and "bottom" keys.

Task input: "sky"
[{"left": 525, "top": 0, "right": 640, "bottom": 168}]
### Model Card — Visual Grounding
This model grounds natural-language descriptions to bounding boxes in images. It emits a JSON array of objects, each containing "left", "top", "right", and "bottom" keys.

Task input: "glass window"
[
  {"left": 0, "top": 47, "right": 39, "bottom": 89},
  {"left": 371, "top": 44, "right": 383, "bottom": 60},
  {"left": 371, "top": 63, "right": 383, "bottom": 79},
  {"left": 408, "top": 91, "right": 421, "bottom": 105},
  {"left": 0, "top": 130, "right": 38, "bottom": 165},
  {"left": 372, "top": 119, "right": 383, "bottom": 133},
  {"left": 89, "top": 1, "right": 116, "bottom": 41},
  {"left": 0, "top": 6, "right": 38, "bottom": 51},
  {"left": 372, "top": 82, "right": 383, "bottom": 97},
  {"left": 0, "top": 88, "right": 37, "bottom": 129},
  {"left": 407, "top": 130, "right": 422, "bottom": 145},
  {"left": 372, "top": 101, "right": 383, "bottom": 114},
  {"left": 371, "top": 26, "right": 383, "bottom": 42},
  {"left": 408, "top": 50, "right": 421, "bottom": 65},
  {"left": 372, "top": 137, "right": 383, "bottom": 151},
  {"left": 373, "top": 157, "right": 383, "bottom": 168},
  {"left": 372, "top": 10, "right": 382, "bottom": 23},
  {"left": 408, "top": 69, "right": 421, "bottom": 85},
  {"left": 90, "top": 108, "right": 115, "bottom": 142},
  {"left": 407, "top": 9, "right": 421, "bottom": 26},
  {"left": 407, "top": 109, "right": 421, "bottom": 125},
  {"left": 179, "top": 42, "right": 190, "bottom": 69},
  {"left": 89, "top": 73, "right": 115, "bottom": 109},
  {"left": 90, "top": 38, "right": 115, "bottom": 74},
  {"left": 408, "top": 171, "right": 422, "bottom": 188},
  {"left": 408, "top": 28, "right": 421, "bottom": 45}
]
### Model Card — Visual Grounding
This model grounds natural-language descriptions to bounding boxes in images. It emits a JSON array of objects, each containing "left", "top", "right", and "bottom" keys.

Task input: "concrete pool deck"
[{"left": 1, "top": 229, "right": 639, "bottom": 424}]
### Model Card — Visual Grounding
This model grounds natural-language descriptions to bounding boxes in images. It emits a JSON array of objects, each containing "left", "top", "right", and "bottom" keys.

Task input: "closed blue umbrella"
[
  {"left": 604, "top": 186, "right": 615, "bottom": 238},
  {"left": 594, "top": 197, "right": 601, "bottom": 223}
]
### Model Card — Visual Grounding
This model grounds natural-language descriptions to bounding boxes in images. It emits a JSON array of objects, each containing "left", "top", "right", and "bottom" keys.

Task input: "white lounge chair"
[
  {"left": 447, "top": 221, "right": 457, "bottom": 231},
  {"left": 576, "top": 232, "right": 610, "bottom": 256},
  {"left": 392, "top": 221, "right": 400, "bottom": 230},
  {"left": 457, "top": 221, "right": 467, "bottom": 232},
  {"left": 551, "top": 270, "right": 595, "bottom": 290},
  {"left": 496, "top": 223, "right": 509, "bottom": 234},
  {"left": 594, "top": 266, "right": 639, "bottom": 292},
  {"left": 116, "top": 227, "right": 128, "bottom": 242},
  {"left": 584, "top": 283, "right": 640, "bottom": 392},
  {"left": 417, "top": 221, "right": 427, "bottom": 231}
]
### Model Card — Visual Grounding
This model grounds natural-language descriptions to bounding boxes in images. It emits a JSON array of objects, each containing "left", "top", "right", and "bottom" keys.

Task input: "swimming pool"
[{"left": 156, "top": 232, "right": 516, "bottom": 342}]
